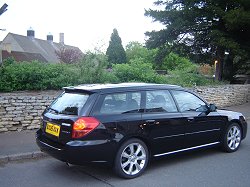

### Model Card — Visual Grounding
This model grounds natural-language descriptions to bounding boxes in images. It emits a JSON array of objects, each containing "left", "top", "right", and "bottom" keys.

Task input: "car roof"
[{"left": 64, "top": 83, "right": 182, "bottom": 93}]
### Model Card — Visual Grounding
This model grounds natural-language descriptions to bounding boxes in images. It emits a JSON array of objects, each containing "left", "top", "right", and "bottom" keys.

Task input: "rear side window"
[
  {"left": 49, "top": 92, "right": 89, "bottom": 115},
  {"left": 99, "top": 92, "right": 141, "bottom": 114},
  {"left": 146, "top": 90, "right": 177, "bottom": 113}
]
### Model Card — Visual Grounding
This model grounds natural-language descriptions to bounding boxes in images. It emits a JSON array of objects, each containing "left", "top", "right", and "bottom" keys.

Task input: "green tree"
[
  {"left": 145, "top": 0, "right": 250, "bottom": 80},
  {"left": 125, "top": 41, "right": 157, "bottom": 65},
  {"left": 113, "top": 58, "right": 166, "bottom": 83},
  {"left": 162, "top": 52, "right": 196, "bottom": 71},
  {"left": 77, "top": 51, "right": 108, "bottom": 83},
  {"left": 106, "top": 29, "right": 127, "bottom": 65}
]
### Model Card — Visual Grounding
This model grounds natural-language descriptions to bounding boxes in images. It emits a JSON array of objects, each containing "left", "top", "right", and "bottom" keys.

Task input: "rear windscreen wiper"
[{"left": 48, "top": 107, "right": 59, "bottom": 114}]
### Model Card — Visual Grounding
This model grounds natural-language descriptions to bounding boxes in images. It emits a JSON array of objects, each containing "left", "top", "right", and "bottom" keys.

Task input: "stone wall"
[
  {"left": 0, "top": 91, "right": 61, "bottom": 132},
  {"left": 190, "top": 84, "right": 250, "bottom": 107},
  {"left": 0, "top": 85, "right": 249, "bottom": 132}
]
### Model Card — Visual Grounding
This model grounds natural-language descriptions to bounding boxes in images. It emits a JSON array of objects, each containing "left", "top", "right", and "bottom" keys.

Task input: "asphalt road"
[{"left": 0, "top": 121, "right": 249, "bottom": 187}]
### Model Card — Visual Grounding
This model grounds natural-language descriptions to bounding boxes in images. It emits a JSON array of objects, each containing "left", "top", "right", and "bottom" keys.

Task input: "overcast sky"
[{"left": 0, "top": 0, "right": 162, "bottom": 52}]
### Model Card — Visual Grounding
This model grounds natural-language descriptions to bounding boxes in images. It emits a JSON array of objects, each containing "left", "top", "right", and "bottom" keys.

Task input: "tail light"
[{"left": 72, "top": 117, "right": 100, "bottom": 138}]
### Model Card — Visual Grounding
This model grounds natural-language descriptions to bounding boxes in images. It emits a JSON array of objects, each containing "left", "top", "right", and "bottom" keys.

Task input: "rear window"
[{"left": 49, "top": 92, "right": 89, "bottom": 115}]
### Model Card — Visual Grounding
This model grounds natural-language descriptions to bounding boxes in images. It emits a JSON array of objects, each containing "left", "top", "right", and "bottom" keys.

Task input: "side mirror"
[{"left": 209, "top": 104, "right": 217, "bottom": 112}]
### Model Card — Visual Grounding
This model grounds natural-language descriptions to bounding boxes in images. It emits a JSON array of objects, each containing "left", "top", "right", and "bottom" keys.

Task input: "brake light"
[{"left": 72, "top": 117, "right": 100, "bottom": 138}]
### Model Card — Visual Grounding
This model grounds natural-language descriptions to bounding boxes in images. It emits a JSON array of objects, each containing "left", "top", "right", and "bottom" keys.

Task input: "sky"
[{"left": 0, "top": 0, "right": 162, "bottom": 52}]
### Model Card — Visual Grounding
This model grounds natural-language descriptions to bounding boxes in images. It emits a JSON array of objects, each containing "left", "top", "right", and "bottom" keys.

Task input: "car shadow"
[{"left": 51, "top": 147, "right": 224, "bottom": 181}]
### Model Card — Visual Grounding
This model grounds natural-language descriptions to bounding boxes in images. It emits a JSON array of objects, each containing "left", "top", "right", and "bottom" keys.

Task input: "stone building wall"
[{"left": 0, "top": 85, "right": 249, "bottom": 132}]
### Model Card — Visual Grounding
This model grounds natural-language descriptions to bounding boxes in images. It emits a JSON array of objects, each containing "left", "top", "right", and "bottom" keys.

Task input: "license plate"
[{"left": 46, "top": 123, "right": 60, "bottom": 137}]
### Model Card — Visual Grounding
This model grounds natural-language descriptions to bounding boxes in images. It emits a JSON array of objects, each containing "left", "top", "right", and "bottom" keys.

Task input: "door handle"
[
  {"left": 187, "top": 117, "right": 194, "bottom": 122},
  {"left": 145, "top": 120, "right": 156, "bottom": 125}
]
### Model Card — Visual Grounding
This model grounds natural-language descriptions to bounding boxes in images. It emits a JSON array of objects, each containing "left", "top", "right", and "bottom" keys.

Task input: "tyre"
[
  {"left": 222, "top": 123, "right": 242, "bottom": 152},
  {"left": 114, "top": 138, "right": 149, "bottom": 179}
]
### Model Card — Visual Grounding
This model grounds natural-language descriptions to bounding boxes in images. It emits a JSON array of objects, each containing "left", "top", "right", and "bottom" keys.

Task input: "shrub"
[
  {"left": 0, "top": 53, "right": 118, "bottom": 92},
  {"left": 77, "top": 52, "right": 109, "bottom": 83},
  {"left": 125, "top": 42, "right": 157, "bottom": 65},
  {"left": 101, "top": 71, "right": 119, "bottom": 83},
  {"left": 157, "top": 52, "right": 218, "bottom": 86},
  {"left": 165, "top": 68, "right": 219, "bottom": 87},
  {"left": 113, "top": 58, "right": 166, "bottom": 83},
  {"left": 0, "top": 61, "right": 79, "bottom": 91},
  {"left": 198, "top": 64, "right": 214, "bottom": 76},
  {"left": 2, "top": 57, "right": 15, "bottom": 66},
  {"left": 162, "top": 52, "right": 195, "bottom": 71},
  {"left": 0, "top": 52, "right": 221, "bottom": 92}
]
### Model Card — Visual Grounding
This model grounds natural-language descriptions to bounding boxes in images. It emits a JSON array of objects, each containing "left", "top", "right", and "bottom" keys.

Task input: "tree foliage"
[
  {"left": 113, "top": 58, "right": 165, "bottom": 83},
  {"left": 55, "top": 47, "right": 83, "bottom": 64},
  {"left": 0, "top": 53, "right": 109, "bottom": 91},
  {"left": 106, "top": 28, "right": 127, "bottom": 65},
  {"left": 0, "top": 61, "right": 79, "bottom": 91},
  {"left": 77, "top": 52, "right": 108, "bottom": 83},
  {"left": 162, "top": 52, "right": 196, "bottom": 71},
  {"left": 126, "top": 41, "right": 157, "bottom": 65},
  {"left": 145, "top": 0, "right": 250, "bottom": 79}
]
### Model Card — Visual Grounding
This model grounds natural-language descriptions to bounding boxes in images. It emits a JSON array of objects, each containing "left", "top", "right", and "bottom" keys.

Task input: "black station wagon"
[{"left": 36, "top": 83, "right": 248, "bottom": 178}]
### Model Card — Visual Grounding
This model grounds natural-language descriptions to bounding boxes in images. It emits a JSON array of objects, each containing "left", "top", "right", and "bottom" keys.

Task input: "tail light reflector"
[{"left": 72, "top": 117, "right": 100, "bottom": 138}]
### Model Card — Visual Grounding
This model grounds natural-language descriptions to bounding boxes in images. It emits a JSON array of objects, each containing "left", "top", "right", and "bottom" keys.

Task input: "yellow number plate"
[{"left": 46, "top": 123, "right": 60, "bottom": 137}]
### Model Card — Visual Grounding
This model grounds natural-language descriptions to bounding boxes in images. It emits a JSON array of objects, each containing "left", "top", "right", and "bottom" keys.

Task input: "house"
[{"left": 0, "top": 28, "right": 82, "bottom": 63}]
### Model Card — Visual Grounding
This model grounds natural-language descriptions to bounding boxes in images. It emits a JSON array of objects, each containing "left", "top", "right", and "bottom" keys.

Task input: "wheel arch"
[{"left": 116, "top": 135, "right": 152, "bottom": 159}]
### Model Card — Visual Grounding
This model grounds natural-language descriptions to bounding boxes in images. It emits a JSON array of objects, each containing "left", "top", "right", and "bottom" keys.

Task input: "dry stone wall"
[
  {"left": 0, "top": 85, "right": 249, "bottom": 132},
  {"left": 190, "top": 85, "right": 250, "bottom": 107},
  {"left": 0, "top": 91, "right": 61, "bottom": 132}
]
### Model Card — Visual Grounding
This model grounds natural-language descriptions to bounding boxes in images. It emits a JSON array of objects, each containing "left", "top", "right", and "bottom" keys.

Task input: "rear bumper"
[{"left": 36, "top": 129, "right": 116, "bottom": 165}]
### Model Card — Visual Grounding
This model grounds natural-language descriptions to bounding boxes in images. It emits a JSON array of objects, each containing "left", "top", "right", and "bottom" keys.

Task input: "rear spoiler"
[{"left": 63, "top": 87, "right": 95, "bottom": 94}]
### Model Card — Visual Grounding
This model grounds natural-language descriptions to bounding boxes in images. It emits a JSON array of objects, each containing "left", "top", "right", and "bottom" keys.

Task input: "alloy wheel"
[
  {"left": 120, "top": 143, "right": 147, "bottom": 176},
  {"left": 227, "top": 125, "right": 241, "bottom": 150}
]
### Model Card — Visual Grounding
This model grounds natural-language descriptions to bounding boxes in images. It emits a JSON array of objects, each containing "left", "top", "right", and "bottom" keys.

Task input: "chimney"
[
  {"left": 3, "top": 43, "right": 11, "bottom": 53},
  {"left": 59, "top": 33, "right": 64, "bottom": 44},
  {"left": 27, "top": 27, "right": 35, "bottom": 39},
  {"left": 47, "top": 32, "right": 53, "bottom": 43}
]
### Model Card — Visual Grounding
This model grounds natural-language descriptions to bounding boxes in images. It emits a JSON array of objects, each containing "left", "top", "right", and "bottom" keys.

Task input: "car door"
[
  {"left": 141, "top": 90, "right": 186, "bottom": 156},
  {"left": 92, "top": 91, "right": 143, "bottom": 143},
  {"left": 171, "top": 90, "right": 226, "bottom": 148}
]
